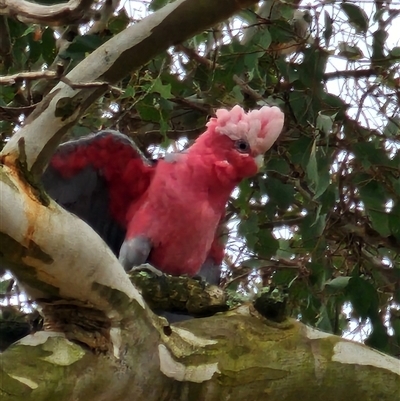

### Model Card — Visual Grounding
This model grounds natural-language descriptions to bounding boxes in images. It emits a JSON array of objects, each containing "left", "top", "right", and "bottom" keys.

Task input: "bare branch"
[
  {"left": 0, "top": 104, "right": 36, "bottom": 122},
  {"left": 0, "top": 69, "right": 61, "bottom": 85},
  {"left": 233, "top": 74, "right": 264, "bottom": 102},
  {"left": 175, "top": 44, "right": 215, "bottom": 69},
  {"left": 323, "top": 69, "right": 379, "bottom": 81}
]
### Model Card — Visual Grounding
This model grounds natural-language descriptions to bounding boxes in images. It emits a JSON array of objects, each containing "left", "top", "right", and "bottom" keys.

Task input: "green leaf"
[
  {"left": 151, "top": 77, "right": 173, "bottom": 99},
  {"left": 323, "top": 11, "right": 333, "bottom": 45},
  {"left": 372, "top": 29, "right": 388, "bottom": 64},
  {"left": 258, "top": 29, "right": 272, "bottom": 50},
  {"left": 326, "top": 276, "right": 351, "bottom": 290},
  {"left": 306, "top": 140, "right": 318, "bottom": 187},
  {"left": 235, "top": 179, "right": 253, "bottom": 211},
  {"left": 319, "top": 185, "right": 338, "bottom": 214},
  {"left": 122, "top": 86, "right": 136, "bottom": 99},
  {"left": 341, "top": 3, "right": 369, "bottom": 33},
  {"left": 338, "top": 42, "right": 364, "bottom": 60},
  {"left": 288, "top": 136, "right": 313, "bottom": 166},
  {"left": 314, "top": 171, "right": 330, "bottom": 199},
  {"left": 0, "top": 279, "right": 13, "bottom": 295},
  {"left": 276, "top": 239, "right": 294, "bottom": 259},
  {"left": 238, "top": 214, "right": 259, "bottom": 249},
  {"left": 41, "top": 28, "right": 56, "bottom": 64},
  {"left": 149, "top": 0, "right": 169, "bottom": 11},
  {"left": 279, "top": 4, "right": 295, "bottom": 20},
  {"left": 63, "top": 35, "right": 105, "bottom": 59},
  {"left": 288, "top": 91, "right": 314, "bottom": 125},
  {"left": 321, "top": 93, "right": 348, "bottom": 120},
  {"left": 390, "top": 47, "right": 400, "bottom": 58},
  {"left": 269, "top": 20, "right": 296, "bottom": 44},
  {"left": 316, "top": 112, "right": 337, "bottom": 135},
  {"left": 299, "top": 47, "right": 327, "bottom": 87},
  {"left": 266, "top": 158, "right": 290, "bottom": 175},
  {"left": 27, "top": 34, "right": 42, "bottom": 64},
  {"left": 383, "top": 118, "right": 400, "bottom": 137},
  {"left": 389, "top": 202, "right": 400, "bottom": 241},
  {"left": 346, "top": 277, "right": 379, "bottom": 320},
  {"left": 136, "top": 95, "right": 160, "bottom": 122},
  {"left": 261, "top": 177, "right": 295, "bottom": 210},
  {"left": 21, "top": 25, "right": 37, "bottom": 37},
  {"left": 108, "top": 10, "right": 130, "bottom": 34},
  {"left": 300, "top": 212, "right": 326, "bottom": 251},
  {"left": 365, "top": 323, "right": 389, "bottom": 353},
  {"left": 71, "top": 126, "right": 92, "bottom": 138},
  {"left": 352, "top": 141, "right": 392, "bottom": 168},
  {"left": 254, "top": 229, "right": 279, "bottom": 258},
  {"left": 272, "top": 269, "right": 298, "bottom": 286},
  {"left": 315, "top": 305, "right": 333, "bottom": 332},
  {"left": 358, "top": 180, "right": 390, "bottom": 236}
]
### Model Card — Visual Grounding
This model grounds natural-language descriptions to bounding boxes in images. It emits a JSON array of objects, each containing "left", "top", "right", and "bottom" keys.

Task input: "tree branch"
[
  {"left": 323, "top": 68, "right": 379, "bottom": 81},
  {"left": 0, "top": 309, "right": 399, "bottom": 401},
  {"left": 0, "top": 164, "right": 141, "bottom": 316},
  {"left": 0, "top": 69, "right": 62, "bottom": 85},
  {"left": 0, "top": 0, "right": 95, "bottom": 26}
]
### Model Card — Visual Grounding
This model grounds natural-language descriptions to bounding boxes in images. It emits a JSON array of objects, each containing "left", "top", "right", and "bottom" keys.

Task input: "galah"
[{"left": 43, "top": 105, "right": 284, "bottom": 284}]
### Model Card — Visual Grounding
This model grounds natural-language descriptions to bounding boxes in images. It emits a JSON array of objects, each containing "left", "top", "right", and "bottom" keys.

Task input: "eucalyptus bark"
[{"left": 1, "top": 309, "right": 399, "bottom": 401}]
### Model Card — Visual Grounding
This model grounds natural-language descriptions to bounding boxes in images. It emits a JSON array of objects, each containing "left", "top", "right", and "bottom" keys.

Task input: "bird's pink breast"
[{"left": 126, "top": 159, "right": 228, "bottom": 276}]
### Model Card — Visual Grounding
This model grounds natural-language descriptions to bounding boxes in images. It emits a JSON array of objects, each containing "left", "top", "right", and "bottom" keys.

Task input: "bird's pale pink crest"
[{"left": 207, "top": 105, "right": 285, "bottom": 154}]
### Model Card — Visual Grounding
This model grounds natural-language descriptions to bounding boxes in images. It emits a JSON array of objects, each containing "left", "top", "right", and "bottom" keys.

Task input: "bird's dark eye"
[{"left": 235, "top": 139, "right": 250, "bottom": 153}]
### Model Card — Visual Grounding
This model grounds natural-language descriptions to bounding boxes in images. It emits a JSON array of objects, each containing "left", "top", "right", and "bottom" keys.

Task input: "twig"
[
  {"left": 233, "top": 74, "right": 263, "bottom": 102},
  {"left": 60, "top": 76, "right": 110, "bottom": 89},
  {"left": 323, "top": 69, "right": 379, "bottom": 81},
  {"left": 175, "top": 44, "right": 215, "bottom": 69},
  {"left": 0, "top": 70, "right": 61, "bottom": 85}
]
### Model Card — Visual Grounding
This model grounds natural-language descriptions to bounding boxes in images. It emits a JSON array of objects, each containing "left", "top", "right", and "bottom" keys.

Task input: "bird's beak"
[{"left": 254, "top": 154, "right": 264, "bottom": 170}]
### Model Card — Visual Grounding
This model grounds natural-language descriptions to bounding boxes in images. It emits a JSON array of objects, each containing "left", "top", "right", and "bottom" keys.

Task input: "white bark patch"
[
  {"left": 110, "top": 327, "right": 122, "bottom": 358},
  {"left": 158, "top": 344, "right": 220, "bottom": 383},
  {"left": 17, "top": 331, "right": 65, "bottom": 346},
  {"left": 1, "top": 170, "right": 145, "bottom": 311},
  {"left": 171, "top": 327, "right": 218, "bottom": 347},
  {"left": 233, "top": 305, "right": 252, "bottom": 316},
  {"left": 333, "top": 342, "right": 400, "bottom": 375},
  {"left": 305, "top": 326, "right": 332, "bottom": 340},
  {"left": 40, "top": 336, "right": 86, "bottom": 366},
  {"left": 8, "top": 375, "right": 38, "bottom": 389}
]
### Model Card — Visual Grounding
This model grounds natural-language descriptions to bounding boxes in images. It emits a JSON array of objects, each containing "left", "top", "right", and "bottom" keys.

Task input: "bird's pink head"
[
  {"left": 207, "top": 105, "right": 284, "bottom": 155},
  {"left": 192, "top": 105, "right": 284, "bottom": 183}
]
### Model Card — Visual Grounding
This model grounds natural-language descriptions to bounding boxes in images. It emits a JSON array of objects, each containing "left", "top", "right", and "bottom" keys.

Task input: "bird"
[{"left": 42, "top": 105, "right": 284, "bottom": 284}]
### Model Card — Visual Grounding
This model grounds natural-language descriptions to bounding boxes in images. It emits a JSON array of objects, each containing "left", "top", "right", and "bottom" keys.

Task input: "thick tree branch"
[
  {"left": 0, "top": 0, "right": 95, "bottom": 26},
  {"left": 0, "top": 164, "right": 141, "bottom": 316},
  {"left": 0, "top": 309, "right": 398, "bottom": 401}
]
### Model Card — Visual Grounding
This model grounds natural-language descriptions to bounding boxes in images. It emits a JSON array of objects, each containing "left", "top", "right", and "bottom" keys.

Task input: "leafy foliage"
[{"left": 0, "top": 0, "right": 399, "bottom": 356}]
